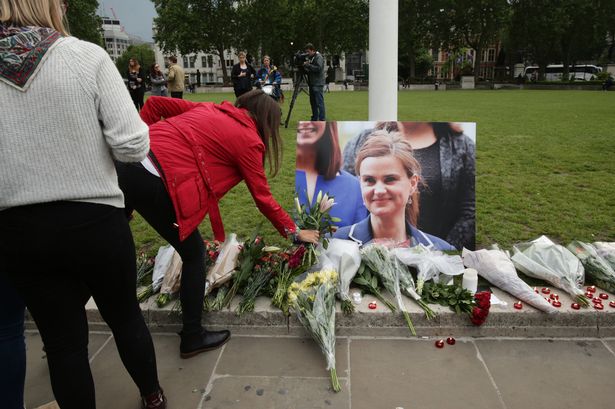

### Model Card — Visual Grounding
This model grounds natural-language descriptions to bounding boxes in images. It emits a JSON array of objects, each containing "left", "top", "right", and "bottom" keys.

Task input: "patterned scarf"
[{"left": 0, "top": 24, "right": 61, "bottom": 91}]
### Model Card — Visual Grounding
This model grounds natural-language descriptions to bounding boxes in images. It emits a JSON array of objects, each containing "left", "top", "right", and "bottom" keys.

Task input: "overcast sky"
[{"left": 99, "top": 0, "right": 157, "bottom": 42}]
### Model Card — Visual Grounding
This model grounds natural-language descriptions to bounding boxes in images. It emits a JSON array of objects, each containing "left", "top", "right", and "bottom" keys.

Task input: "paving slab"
[
  {"left": 24, "top": 331, "right": 111, "bottom": 409},
  {"left": 349, "top": 338, "right": 504, "bottom": 409},
  {"left": 204, "top": 376, "right": 349, "bottom": 409},
  {"left": 475, "top": 339, "right": 615, "bottom": 409},
  {"left": 216, "top": 336, "right": 349, "bottom": 379},
  {"left": 90, "top": 333, "right": 221, "bottom": 409}
]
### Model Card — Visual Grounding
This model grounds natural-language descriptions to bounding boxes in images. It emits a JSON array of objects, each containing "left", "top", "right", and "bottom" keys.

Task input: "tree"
[
  {"left": 152, "top": 0, "right": 237, "bottom": 85},
  {"left": 441, "top": 0, "right": 510, "bottom": 80},
  {"left": 508, "top": 0, "right": 564, "bottom": 80},
  {"left": 398, "top": 0, "right": 436, "bottom": 80},
  {"left": 115, "top": 44, "right": 156, "bottom": 80},
  {"left": 65, "top": 0, "right": 103, "bottom": 46}
]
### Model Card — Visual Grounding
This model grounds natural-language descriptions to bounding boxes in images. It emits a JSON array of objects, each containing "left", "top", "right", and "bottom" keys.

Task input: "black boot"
[
  {"left": 142, "top": 388, "right": 166, "bottom": 409},
  {"left": 179, "top": 329, "right": 231, "bottom": 359}
]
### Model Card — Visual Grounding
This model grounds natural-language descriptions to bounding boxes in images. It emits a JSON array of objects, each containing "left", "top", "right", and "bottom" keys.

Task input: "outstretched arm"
[{"left": 139, "top": 96, "right": 199, "bottom": 125}]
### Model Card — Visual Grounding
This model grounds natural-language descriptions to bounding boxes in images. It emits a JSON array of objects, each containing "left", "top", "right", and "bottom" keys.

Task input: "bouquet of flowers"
[
  {"left": 593, "top": 242, "right": 615, "bottom": 270},
  {"left": 470, "top": 292, "right": 491, "bottom": 326},
  {"left": 156, "top": 250, "right": 183, "bottom": 308},
  {"left": 567, "top": 241, "right": 615, "bottom": 293},
  {"left": 288, "top": 269, "right": 341, "bottom": 392},
  {"left": 203, "top": 286, "right": 228, "bottom": 312},
  {"left": 353, "top": 262, "right": 397, "bottom": 312},
  {"left": 221, "top": 233, "right": 266, "bottom": 309},
  {"left": 294, "top": 191, "right": 340, "bottom": 267},
  {"left": 511, "top": 236, "right": 588, "bottom": 306},
  {"left": 361, "top": 244, "right": 420, "bottom": 335},
  {"left": 136, "top": 252, "right": 154, "bottom": 287},
  {"left": 203, "top": 237, "right": 236, "bottom": 296},
  {"left": 270, "top": 245, "right": 308, "bottom": 314},
  {"left": 318, "top": 239, "right": 362, "bottom": 315},
  {"left": 236, "top": 246, "right": 281, "bottom": 316},
  {"left": 394, "top": 244, "right": 465, "bottom": 295},
  {"left": 462, "top": 247, "right": 557, "bottom": 313},
  {"left": 137, "top": 244, "right": 175, "bottom": 302}
]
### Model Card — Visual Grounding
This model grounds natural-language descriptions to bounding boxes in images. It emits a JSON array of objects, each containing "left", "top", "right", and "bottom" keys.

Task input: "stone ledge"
[{"left": 25, "top": 287, "right": 615, "bottom": 338}]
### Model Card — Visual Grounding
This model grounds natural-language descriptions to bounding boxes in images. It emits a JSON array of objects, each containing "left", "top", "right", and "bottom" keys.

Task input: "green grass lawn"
[{"left": 131, "top": 90, "right": 615, "bottom": 254}]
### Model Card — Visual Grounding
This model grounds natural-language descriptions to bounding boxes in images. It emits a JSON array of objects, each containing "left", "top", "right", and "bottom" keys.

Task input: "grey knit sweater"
[{"left": 0, "top": 34, "right": 149, "bottom": 211}]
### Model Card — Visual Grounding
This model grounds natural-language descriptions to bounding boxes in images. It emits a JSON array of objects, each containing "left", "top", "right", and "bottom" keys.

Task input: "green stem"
[
  {"left": 401, "top": 309, "right": 417, "bottom": 337},
  {"left": 330, "top": 367, "right": 341, "bottom": 392}
]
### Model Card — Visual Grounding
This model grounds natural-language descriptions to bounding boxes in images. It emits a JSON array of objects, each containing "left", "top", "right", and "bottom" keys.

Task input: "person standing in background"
[
  {"left": 127, "top": 58, "right": 145, "bottom": 111},
  {"left": 150, "top": 62, "right": 168, "bottom": 97},
  {"left": 303, "top": 43, "right": 326, "bottom": 121},
  {"left": 231, "top": 51, "right": 256, "bottom": 98},
  {"left": 167, "top": 55, "right": 185, "bottom": 99}
]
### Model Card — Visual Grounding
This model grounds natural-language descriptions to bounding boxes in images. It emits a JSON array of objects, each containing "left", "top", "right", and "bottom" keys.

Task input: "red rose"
[{"left": 474, "top": 292, "right": 491, "bottom": 310}]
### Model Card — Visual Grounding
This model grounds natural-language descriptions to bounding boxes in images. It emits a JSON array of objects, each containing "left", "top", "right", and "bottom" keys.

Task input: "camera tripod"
[{"left": 284, "top": 69, "right": 310, "bottom": 128}]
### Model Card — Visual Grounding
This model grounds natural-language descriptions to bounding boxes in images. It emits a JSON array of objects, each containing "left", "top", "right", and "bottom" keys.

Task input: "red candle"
[
  {"left": 593, "top": 297, "right": 603, "bottom": 304},
  {"left": 435, "top": 339, "right": 445, "bottom": 348},
  {"left": 609, "top": 301, "right": 615, "bottom": 308},
  {"left": 541, "top": 287, "right": 550, "bottom": 294},
  {"left": 587, "top": 286, "right": 596, "bottom": 293},
  {"left": 599, "top": 293, "right": 609, "bottom": 300},
  {"left": 446, "top": 337, "right": 456, "bottom": 345},
  {"left": 571, "top": 303, "right": 581, "bottom": 310},
  {"left": 552, "top": 300, "right": 561, "bottom": 307},
  {"left": 594, "top": 303, "right": 604, "bottom": 310},
  {"left": 514, "top": 301, "right": 523, "bottom": 310},
  {"left": 585, "top": 291, "right": 594, "bottom": 298},
  {"left": 368, "top": 302, "right": 377, "bottom": 310}
]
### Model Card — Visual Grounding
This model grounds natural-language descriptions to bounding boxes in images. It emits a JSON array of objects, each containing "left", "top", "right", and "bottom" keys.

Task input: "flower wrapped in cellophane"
[
  {"left": 462, "top": 247, "right": 557, "bottom": 313},
  {"left": 318, "top": 239, "right": 362, "bottom": 315},
  {"left": 393, "top": 244, "right": 464, "bottom": 295},
  {"left": 567, "top": 241, "right": 615, "bottom": 293},
  {"left": 294, "top": 191, "right": 340, "bottom": 267},
  {"left": 270, "top": 245, "right": 308, "bottom": 314},
  {"left": 361, "top": 244, "right": 434, "bottom": 336},
  {"left": 593, "top": 242, "right": 615, "bottom": 270},
  {"left": 203, "top": 236, "right": 237, "bottom": 296},
  {"left": 221, "top": 233, "right": 266, "bottom": 309},
  {"left": 288, "top": 269, "right": 341, "bottom": 392},
  {"left": 511, "top": 236, "right": 588, "bottom": 306}
]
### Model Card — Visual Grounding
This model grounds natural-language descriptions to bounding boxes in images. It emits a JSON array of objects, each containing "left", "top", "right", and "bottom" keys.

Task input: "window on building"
[
  {"left": 208, "top": 73, "right": 214, "bottom": 82},
  {"left": 201, "top": 56, "right": 207, "bottom": 67},
  {"left": 488, "top": 48, "right": 496, "bottom": 62},
  {"left": 226, "top": 59, "right": 233, "bottom": 67},
  {"left": 208, "top": 55, "right": 214, "bottom": 68},
  {"left": 432, "top": 49, "right": 439, "bottom": 62},
  {"left": 183, "top": 56, "right": 188, "bottom": 67}
]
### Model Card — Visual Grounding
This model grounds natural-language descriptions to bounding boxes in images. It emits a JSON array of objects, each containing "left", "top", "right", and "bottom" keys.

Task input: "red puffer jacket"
[{"left": 140, "top": 96, "right": 295, "bottom": 242}]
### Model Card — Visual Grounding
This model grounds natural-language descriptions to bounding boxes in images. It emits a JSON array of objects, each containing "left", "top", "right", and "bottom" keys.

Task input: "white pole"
[{"left": 369, "top": 0, "right": 398, "bottom": 121}]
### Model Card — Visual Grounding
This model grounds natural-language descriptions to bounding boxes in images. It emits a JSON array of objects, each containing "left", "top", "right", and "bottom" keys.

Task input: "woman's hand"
[{"left": 297, "top": 229, "right": 319, "bottom": 244}]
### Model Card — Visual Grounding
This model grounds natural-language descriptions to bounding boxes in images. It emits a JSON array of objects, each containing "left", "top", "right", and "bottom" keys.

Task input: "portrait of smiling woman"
[{"left": 333, "top": 131, "right": 455, "bottom": 251}]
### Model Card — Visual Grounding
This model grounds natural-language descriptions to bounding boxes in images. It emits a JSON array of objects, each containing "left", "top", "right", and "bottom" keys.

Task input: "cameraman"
[{"left": 303, "top": 43, "right": 326, "bottom": 120}]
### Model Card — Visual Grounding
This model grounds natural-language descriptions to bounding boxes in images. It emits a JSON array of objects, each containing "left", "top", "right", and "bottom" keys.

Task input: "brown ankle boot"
[{"left": 142, "top": 388, "right": 166, "bottom": 409}]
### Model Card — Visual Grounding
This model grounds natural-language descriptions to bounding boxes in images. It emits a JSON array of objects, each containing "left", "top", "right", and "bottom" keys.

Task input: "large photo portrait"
[{"left": 295, "top": 121, "right": 476, "bottom": 251}]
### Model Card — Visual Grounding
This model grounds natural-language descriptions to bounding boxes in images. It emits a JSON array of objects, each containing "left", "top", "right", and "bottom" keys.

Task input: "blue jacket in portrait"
[
  {"left": 333, "top": 215, "right": 456, "bottom": 251},
  {"left": 295, "top": 169, "right": 368, "bottom": 228}
]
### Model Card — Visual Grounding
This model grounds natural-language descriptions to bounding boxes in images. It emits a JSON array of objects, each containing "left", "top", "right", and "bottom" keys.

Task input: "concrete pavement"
[{"left": 26, "top": 331, "right": 615, "bottom": 409}]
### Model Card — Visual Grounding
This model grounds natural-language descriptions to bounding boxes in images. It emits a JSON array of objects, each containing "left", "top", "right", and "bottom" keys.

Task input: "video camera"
[{"left": 293, "top": 51, "right": 310, "bottom": 68}]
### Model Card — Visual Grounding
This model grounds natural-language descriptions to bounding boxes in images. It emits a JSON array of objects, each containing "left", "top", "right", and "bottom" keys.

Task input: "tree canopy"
[{"left": 65, "top": 0, "right": 103, "bottom": 46}]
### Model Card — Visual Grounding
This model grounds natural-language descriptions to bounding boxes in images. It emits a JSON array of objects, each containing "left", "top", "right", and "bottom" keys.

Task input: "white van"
[{"left": 523, "top": 64, "right": 602, "bottom": 81}]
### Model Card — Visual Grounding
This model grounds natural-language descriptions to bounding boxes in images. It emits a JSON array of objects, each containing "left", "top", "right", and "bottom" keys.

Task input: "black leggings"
[
  {"left": 0, "top": 202, "right": 160, "bottom": 409},
  {"left": 115, "top": 161, "right": 206, "bottom": 336}
]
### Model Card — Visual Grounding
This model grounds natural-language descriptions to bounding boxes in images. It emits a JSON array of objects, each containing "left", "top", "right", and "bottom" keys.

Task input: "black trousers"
[
  {"left": 0, "top": 202, "right": 160, "bottom": 409},
  {"left": 115, "top": 161, "right": 206, "bottom": 337}
]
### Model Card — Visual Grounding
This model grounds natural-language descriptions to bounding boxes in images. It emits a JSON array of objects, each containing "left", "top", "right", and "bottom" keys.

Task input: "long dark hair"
[
  {"left": 314, "top": 122, "right": 341, "bottom": 180},
  {"left": 235, "top": 89, "right": 282, "bottom": 175}
]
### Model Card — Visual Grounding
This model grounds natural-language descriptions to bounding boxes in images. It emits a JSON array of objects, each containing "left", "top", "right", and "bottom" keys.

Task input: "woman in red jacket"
[{"left": 116, "top": 90, "right": 318, "bottom": 359}]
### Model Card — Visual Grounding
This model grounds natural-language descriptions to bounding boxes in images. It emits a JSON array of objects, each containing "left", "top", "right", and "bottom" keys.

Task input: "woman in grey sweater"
[
  {"left": 149, "top": 62, "right": 168, "bottom": 96},
  {"left": 0, "top": 0, "right": 165, "bottom": 408}
]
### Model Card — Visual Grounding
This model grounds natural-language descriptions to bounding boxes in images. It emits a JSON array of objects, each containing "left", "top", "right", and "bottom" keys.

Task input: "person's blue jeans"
[
  {"left": 0, "top": 275, "right": 26, "bottom": 409},
  {"left": 309, "top": 86, "right": 325, "bottom": 121}
]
